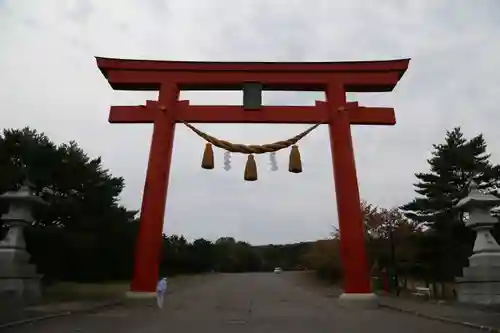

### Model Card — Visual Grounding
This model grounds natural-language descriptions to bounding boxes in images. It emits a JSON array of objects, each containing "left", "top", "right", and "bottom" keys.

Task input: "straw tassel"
[
  {"left": 201, "top": 143, "right": 214, "bottom": 169},
  {"left": 288, "top": 145, "right": 302, "bottom": 173},
  {"left": 244, "top": 155, "right": 258, "bottom": 181}
]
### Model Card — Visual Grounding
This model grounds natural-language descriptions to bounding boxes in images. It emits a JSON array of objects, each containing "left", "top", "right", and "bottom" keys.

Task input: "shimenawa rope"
[
  {"left": 183, "top": 122, "right": 319, "bottom": 154},
  {"left": 183, "top": 122, "right": 320, "bottom": 181}
]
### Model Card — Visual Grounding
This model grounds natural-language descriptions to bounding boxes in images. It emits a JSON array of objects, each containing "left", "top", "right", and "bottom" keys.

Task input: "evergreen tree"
[
  {"left": 0, "top": 127, "right": 138, "bottom": 282},
  {"left": 400, "top": 127, "right": 500, "bottom": 284},
  {"left": 0, "top": 127, "right": 136, "bottom": 229}
]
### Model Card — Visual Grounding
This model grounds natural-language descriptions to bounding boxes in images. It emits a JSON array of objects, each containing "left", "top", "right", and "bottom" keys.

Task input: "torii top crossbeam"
[
  {"left": 96, "top": 57, "right": 409, "bottom": 125},
  {"left": 96, "top": 57, "right": 409, "bottom": 92}
]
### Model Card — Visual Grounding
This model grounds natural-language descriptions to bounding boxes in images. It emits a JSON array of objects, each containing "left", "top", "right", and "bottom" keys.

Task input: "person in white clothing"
[{"left": 156, "top": 277, "right": 167, "bottom": 309}]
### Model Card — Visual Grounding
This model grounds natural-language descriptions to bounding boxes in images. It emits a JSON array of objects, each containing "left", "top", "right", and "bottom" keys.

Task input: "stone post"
[
  {"left": 0, "top": 180, "right": 47, "bottom": 304},
  {"left": 455, "top": 181, "right": 500, "bottom": 305}
]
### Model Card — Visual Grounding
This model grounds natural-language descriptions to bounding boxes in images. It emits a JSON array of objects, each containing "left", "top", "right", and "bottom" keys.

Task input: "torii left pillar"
[{"left": 127, "top": 84, "right": 179, "bottom": 297}]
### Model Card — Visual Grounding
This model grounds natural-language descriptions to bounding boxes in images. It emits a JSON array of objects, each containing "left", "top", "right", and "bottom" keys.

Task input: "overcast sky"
[{"left": 1, "top": 1, "right": 499, "bottom": 245}]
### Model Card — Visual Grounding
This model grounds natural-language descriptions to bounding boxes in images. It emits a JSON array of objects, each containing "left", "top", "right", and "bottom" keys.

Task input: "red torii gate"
[{"left": 96, "top": 57, "right": 409, "bottom": 302}]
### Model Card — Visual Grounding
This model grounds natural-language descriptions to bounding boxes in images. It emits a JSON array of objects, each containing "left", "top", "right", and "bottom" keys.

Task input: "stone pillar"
[
  {"left": 455, "top": 181, "right": 500, "bottom": 305},
  {"left": 0, "top": 181, "right": 47, "bottom": 304}
]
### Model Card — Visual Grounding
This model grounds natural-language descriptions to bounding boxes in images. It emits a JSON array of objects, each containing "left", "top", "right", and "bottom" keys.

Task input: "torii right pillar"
[{"left": 327, "top": 83, "right": 386, "bottom": 308}]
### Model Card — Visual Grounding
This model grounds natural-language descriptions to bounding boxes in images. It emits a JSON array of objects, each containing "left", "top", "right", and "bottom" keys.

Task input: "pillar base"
[
  {"left": 338, "top": 293, "right": 378, "bottom": 309},
  {"left": 125, "top": 291, "right": 156, "bottom": 299}
]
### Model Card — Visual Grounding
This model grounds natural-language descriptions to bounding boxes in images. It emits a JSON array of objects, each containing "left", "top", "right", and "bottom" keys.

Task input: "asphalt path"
[{"left": 5, "top": 272, "right": 479, "bottom": 333}]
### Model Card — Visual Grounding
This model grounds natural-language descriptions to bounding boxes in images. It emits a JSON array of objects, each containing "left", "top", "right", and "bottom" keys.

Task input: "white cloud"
[{"left": 1, "top": 0, "right": 499, "bottom": 244}]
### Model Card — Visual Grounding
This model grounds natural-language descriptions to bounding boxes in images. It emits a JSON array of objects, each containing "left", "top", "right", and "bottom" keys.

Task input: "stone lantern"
[
  {"left": 455, "top": 181, "right": 500, "bottom": 305},
  {"left": 0, "top": 180, "right": 48, "bottom": 304}
]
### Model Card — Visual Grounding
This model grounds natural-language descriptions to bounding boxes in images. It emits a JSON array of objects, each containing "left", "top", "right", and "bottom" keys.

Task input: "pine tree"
[
  {"left": 400, "top": 127, "right": 500, "bottom": 285},
  {"left": 402, "top": 127, "right": 500, "bottom": 224}
]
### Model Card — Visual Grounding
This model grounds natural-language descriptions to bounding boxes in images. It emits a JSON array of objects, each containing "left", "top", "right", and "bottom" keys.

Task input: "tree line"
[
  {"left": 1, "top": 126, "right": 500, "bottom": 298},
  {"left": 0, "top": 128, "right": 310, "bottom": 283}
]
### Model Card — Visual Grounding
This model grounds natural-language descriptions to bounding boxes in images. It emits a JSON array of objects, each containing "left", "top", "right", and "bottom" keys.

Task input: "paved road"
[{"left": 5, "top": 273, "right": 479, "bottom": 333}]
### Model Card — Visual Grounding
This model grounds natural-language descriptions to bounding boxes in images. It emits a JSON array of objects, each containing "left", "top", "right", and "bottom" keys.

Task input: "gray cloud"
[{"left": 1, "top": 0, "right": 499, "bottom": 245}]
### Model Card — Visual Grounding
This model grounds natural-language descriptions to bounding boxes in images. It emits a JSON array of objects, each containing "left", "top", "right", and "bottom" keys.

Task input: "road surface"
[{"left": 6, "top": 272, "right": 479, "bottom": 333}]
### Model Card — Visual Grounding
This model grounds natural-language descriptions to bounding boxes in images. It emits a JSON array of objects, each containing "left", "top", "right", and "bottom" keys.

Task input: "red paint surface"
[
  {"left": 105, "top": 70, "right": 401, "bottom": 92},
  {"left": 327, "top": 84, "right": 372, "bottom": 294},
  {"left": 96, "top": 57, "right": 410, "bottom": 73},
  {"left": 109, "top": 101, "right": 396, "bottom": 125},
  {"left": 96, "top": 57, "right": 409, "bottom": 92},
  {"left": 129, "top": 83, "right": 178, "bottom": 292},
  {"left": 96, "top": 57, "right": 409, "bottom": 294}
]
